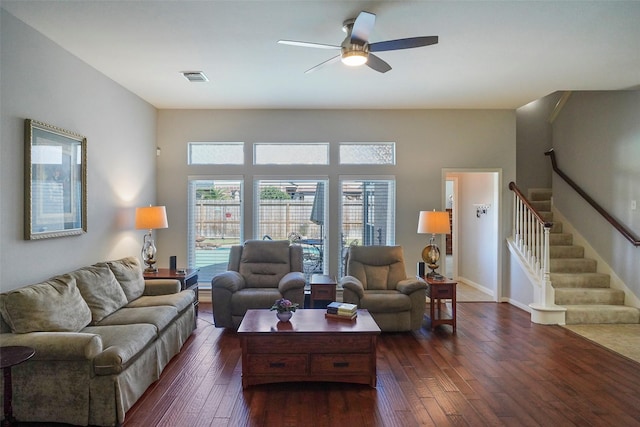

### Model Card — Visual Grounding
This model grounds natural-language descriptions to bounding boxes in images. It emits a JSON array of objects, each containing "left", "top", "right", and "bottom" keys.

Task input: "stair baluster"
[{"left": 509, "top": 182, "right": 554, "bottom": 311}]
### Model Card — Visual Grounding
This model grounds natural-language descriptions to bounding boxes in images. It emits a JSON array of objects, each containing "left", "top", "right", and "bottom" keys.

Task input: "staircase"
[{"left": 529, "top": 189, "right": 640, "bottom": 325}]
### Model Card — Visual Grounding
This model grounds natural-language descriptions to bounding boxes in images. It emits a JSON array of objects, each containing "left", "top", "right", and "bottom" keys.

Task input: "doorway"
[{"left": 444, "top": 170, "right": 500, "bottom": 302}]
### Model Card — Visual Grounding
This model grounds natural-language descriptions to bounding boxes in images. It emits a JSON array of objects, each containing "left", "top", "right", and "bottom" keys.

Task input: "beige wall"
[
  {"left": 450, "top": 171, "right": 500, "bottom": 297},
  {"left": 0, "top": 10, "right": 158, "bottom": 291},
  {"left": 156, "top": 109, "right": 516, "bottom": 286},
  {"left": 552, "top": 90, "right": 640, "bottom": 297},
  {"left": 516, "top": 92, "right": 561, "bottom": 195}
]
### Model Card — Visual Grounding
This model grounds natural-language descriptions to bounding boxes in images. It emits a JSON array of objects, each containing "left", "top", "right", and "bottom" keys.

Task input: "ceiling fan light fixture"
[{"left": 341, "top": 50, "right": 368, "bottom": 67}]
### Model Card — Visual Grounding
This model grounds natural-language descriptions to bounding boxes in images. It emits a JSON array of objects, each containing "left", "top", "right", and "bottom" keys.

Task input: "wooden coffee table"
[{"left": 238, "top": 309, "right": 381, "bottom": 388}]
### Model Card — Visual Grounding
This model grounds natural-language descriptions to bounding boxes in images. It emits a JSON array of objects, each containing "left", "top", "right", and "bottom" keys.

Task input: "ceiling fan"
[{"left": 278, "top": 10, "right": 438, "bottom": 73}]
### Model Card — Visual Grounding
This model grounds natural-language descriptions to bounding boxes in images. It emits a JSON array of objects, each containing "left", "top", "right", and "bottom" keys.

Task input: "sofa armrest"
[
  {"left": 278, "top": 271, "right": 306, "bottom": 295},
  {"left": 0, "top": 332, "right": 102, "bottom": 361},
  {"left": 339, "top": 276, "right": 365, "bottom": 299},
  {"left": 211, "top": 271, "right": 245, "bottom": 293},
  {"left": 396, "top": 277, "right": 428, "bottom": 295},
  {"left": 143, "top": 279, "right": 181, "bottom": 296}
]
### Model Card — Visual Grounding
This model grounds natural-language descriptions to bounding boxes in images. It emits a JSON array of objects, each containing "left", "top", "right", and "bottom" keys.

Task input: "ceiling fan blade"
[
  {"left": 351, "top": 11, "right": 376, "bottom": 44},
  {"left": 278, "top": 40, "right": 340, "bottom": 50},
  {"left": 305, "top": 55, "right": 341, "bottom": 74},
  {"left": 366, "top": 54, "right": 392, "bottom": 73},
  {"left": 369, "top": 36, "right": 439, "bottom": 52}
]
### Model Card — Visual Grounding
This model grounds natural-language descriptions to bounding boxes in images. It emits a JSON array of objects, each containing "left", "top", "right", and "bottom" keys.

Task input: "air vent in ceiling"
[{"left": 181, "top": 71, "right": 209, "bottom": 82}]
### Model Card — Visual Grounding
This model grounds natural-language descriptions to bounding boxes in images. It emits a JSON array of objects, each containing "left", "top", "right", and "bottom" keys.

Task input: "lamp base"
[
  {"left": 422, "top": 240, "right": 443, "bottom": 280},
  {"left": 143, "top": 257, "right": 157, "bottom": 273}
]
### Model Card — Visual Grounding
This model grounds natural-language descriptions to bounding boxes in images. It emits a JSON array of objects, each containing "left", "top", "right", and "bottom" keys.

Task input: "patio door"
[
  {"left": 187, "top": 178, "right": 243, "bottom": 287},
  {"left": 339, "top": 178, "right": 396, "bottom": 276},
  {"left": 254, "top": 179, "right": 328, "bottom": 281}
]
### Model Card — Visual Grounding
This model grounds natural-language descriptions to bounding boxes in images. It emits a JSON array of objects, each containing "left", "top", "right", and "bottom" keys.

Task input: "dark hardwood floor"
[
  {"left": 117, "top": 302, "right": 640, "bottom": 426},
  {"left": 13, "top": 302, "right": 640, "bottom": 426}
]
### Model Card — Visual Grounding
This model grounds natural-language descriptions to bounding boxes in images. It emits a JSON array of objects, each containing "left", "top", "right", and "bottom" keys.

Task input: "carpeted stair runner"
[{"left": 530, "top": 189, "right": 640, "bottom": 325}]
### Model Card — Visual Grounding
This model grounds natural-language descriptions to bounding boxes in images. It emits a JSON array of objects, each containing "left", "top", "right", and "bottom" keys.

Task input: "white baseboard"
[{"left": 456, "top": 276, "right": 495, "bottom": 299}]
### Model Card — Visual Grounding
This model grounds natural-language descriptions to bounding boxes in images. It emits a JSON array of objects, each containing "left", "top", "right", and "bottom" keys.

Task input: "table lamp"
[
  {"left": 417, "top": 210, "right": 451, "bottom": 279},
  {"left": 135, "top": 205, "right": 168, "bottom": 272}
]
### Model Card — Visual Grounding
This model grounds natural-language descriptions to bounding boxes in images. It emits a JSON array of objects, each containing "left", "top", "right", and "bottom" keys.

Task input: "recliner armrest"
[
  {"left": 211, "top": 271, "right": 245, "bottom": 293},
  {"left": 396, "top": 278, "right": 428, "bottom": 295},
  {"left": 339, "top": 275, "right": 365, "bottom": 299},
  {"left": 278, "top": 271, "right": 306, "bottom": 294}
]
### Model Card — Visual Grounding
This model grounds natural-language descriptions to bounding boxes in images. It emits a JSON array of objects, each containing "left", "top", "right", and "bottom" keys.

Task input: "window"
[
  {"left": 339, "top": 143, "right": 395, "bottom": 165},
  {"left": 188, "top": 142, "right": 244, "bottom": 165},
  {"left": 187, "top": 178, "right": 243, "bottom": 286},
  {"left": 254, "top": 179, "right": 328, "bottom": 281},
  {"left": 339, "top": 178, "right": 396, "bottom": 276},
  {"left": 254, "top": 143, "right": 329, "bottom": 165}
]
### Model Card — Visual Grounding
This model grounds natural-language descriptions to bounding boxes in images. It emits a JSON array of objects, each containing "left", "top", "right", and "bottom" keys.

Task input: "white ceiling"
[{"left": 3, "top": 0, "right": 639, "bottom": 110}]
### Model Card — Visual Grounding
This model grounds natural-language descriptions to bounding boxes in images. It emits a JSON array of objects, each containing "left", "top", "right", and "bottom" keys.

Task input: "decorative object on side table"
[
  {"left": 417, "top": 210, "right": 451, "bottom": 279},
  {"left": 135, "top": 205, "right": 168, "bottom": 272},
  {"left": 270, "top": 298, "right": 298, "bottom": 322}
]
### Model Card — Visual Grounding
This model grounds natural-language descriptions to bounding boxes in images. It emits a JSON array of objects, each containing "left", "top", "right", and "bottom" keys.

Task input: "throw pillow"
[
  {"left": 0, "top": 277, "right": 92, "bottom": 334},
  {"left": 66, "top": 264, "right": 128, "bottom": 324},
  {"left": 105, "top": 257, "right": 145, "bottom": 302}
]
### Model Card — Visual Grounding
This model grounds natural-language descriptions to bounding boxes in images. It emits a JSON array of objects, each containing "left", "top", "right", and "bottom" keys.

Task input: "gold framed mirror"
[{"left": 24, "top": 119, "right": 87, "bottom": 240}]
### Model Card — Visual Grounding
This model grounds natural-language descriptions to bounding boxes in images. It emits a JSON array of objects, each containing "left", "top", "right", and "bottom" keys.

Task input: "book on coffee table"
[
  {"left": 326, "top": 302, "right": 357, "bottom": 316},
  {"left": 325, "top": 312, "right": 357, "bottom": 321},
  {"left": 326, "top": 302, "right": 358, "bottom": 320}
]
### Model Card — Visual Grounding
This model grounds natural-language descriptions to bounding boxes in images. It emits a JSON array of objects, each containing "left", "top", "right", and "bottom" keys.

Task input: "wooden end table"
[
  {"left": 238, "top": 309, "right": 380, "bottom": 388},
  {"left": 424, "top": 276, "right": 457, "bottom": 333},
  {"left": 143, "top": 268, "right": 199, "bottom": 315},
  {"left": 309, "top": 274, "right": 337, "bottom": 308},
  {"left": 1, "top": 346, "right": 35, "bottom": 426}
]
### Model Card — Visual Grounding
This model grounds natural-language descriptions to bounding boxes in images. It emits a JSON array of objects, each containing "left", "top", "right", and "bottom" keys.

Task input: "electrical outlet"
[{"left": 632, "top": 200, "right": 637, "bottom": 211}]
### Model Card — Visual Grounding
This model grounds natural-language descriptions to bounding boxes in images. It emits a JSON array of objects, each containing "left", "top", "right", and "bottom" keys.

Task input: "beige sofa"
[{"left": 0, "top": 256, "right": 195, "bottom": 426}]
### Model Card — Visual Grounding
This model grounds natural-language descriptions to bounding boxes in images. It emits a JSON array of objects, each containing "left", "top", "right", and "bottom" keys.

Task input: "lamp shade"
[
  {"left": 135, "top": 206, "right": 168, "bottom": 230},
  {"left": 417, "top": 210, "right": 450, "bottom": 235}
]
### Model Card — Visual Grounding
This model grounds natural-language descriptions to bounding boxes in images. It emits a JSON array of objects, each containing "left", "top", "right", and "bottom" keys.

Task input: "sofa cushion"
[
  {"left": 359, "top": 291, "right": 412, "bottom": 313},
  {"left": 66, "top": 264, "right": 128, "bottom": 324},
  {"left": 126, "top": 290, "right": 195, "bottom": 313},
  {"left": 83, "top": 324, "right": 157, "bottom": 375},
  {"left": 0, "top": 277, "right": 92, "bottom": 334},
  {"left": 231, "top": 288, "right": 283, "bottom": 316},
  {"left": 105, "top": 257, "right": 146, "bottom": 302},
  {"left": 96, "top": 306, "right": 178, "bottom": 334}
]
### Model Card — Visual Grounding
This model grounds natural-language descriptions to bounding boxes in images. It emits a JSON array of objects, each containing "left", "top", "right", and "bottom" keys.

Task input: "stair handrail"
[
  {"left": 545, "top": 149, "right": 640, "bottom": 247},
  {"left": 508, "top": 182, "right": 553, "bottom": 229},
  {"left": 508, "top": 181, "right": 554, "bottom": 307}
]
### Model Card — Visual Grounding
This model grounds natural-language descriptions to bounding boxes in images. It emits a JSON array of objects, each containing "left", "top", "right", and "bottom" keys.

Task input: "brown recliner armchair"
[
  {"left": 211, "top": 240, "right": 306, "bottom": 328},
  {"left": 339, "top": 245, "right": 428, "bottom": 332}
]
